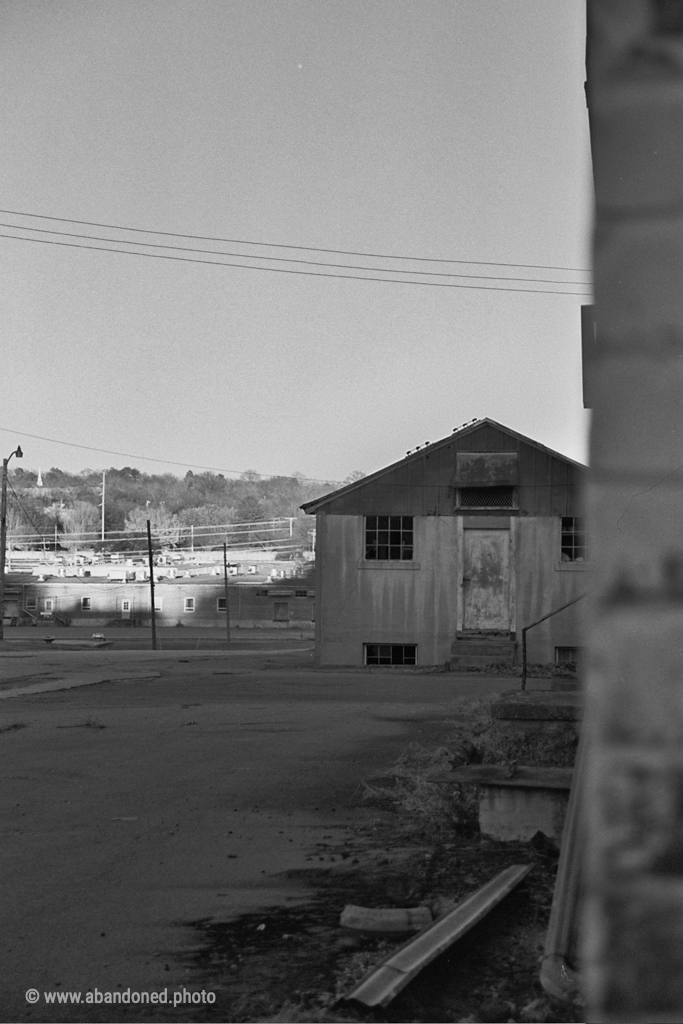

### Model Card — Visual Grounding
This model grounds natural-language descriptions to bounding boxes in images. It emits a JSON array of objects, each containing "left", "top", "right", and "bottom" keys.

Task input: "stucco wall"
[
  {"left": 514, "top": 517, "right": 588, "bottom": 663},
  {"left": 317, "top": 513, "right": 459, "bottom": 666},
  {"left": 316, "top": 513, "right": 587, "bottom": 666}
]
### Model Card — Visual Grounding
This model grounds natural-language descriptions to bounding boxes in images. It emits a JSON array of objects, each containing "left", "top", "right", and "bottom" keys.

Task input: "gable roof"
[{"left": 301, "top": 418, "right": 585, "bottom": 515}]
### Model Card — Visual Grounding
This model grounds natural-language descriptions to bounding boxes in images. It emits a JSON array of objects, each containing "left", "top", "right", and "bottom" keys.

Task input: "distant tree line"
[{"left": 6, "top": 466, "right": 363, "bottom": 553}]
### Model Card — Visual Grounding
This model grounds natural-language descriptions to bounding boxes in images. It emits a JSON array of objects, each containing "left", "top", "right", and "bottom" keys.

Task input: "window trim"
[
  {"left": 557, "top": 516, "right": 588, "bottom": 569},
  {"left": 357, "top": 559, "right": 421, "bottom": 570},
  {"left": 555, "top": 646, "right": 583, "bottom": 664},
  {"left": 364, "top": 643, "right": 417, "bottom": 666},
  {"left": 364, "top": 515, "right": 414, "bottom": 562}
]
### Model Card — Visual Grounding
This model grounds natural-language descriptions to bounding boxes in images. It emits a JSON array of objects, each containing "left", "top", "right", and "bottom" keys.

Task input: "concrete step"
[
  {"left": 450, "top": 637, "right": 516, "bottom": 671},
  {"left": 451, "top": 643, "right": 514, "bottom": 656},
  {"left": 446, "top": 764, "right": 574, "bottom": 841}
]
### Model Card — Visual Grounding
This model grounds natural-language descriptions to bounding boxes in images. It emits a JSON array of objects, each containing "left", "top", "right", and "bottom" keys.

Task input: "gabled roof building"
[{"left": 302, "top": 419, "right": 586, "bottom": 668}]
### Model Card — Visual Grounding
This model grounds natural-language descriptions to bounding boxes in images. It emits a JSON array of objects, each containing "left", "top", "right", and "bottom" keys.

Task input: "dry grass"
[
  {"left": 361, "top": 741, "right": 481, "bottom": 838},
  {"left": 361, "top": 694, "right": 578, "bottom": 829}
]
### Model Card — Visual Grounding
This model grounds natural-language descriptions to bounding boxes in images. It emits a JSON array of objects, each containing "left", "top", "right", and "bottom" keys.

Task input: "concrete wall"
[
  {"left": 315, "top": 512, "right": 586, "bottom": 666},
  {"left": 584, "top": 3, "right": 683, "bottom": 1017}
]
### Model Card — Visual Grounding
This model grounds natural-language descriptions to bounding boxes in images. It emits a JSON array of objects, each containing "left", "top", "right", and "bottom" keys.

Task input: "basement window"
[
  {"left": 561, "top": 517, "right": 587, "bottom": 562},
  {"left": 556, "top": 646, "right": 582, "bottom": 665},
  {"left": 364, "top": 644, "right": 417, "bottom": 666},
  {"left": 365, "top": 516, "right": 413, "bottom": 561},
  {"left": 458, "top": 486, "right": 515, "bottom": 509}
]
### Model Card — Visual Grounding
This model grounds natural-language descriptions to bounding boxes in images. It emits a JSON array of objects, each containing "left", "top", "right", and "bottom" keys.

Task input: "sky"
[{"left": 1, "top": 0, "right": 592, "bottom": 486}]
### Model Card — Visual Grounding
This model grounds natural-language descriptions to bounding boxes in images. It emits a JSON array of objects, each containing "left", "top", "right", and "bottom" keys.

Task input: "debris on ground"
[
  {"left": 183, "top": 695, "right": 585, "bottom": 1023},
  {"left": 339, "top": 904, "right": 432, "bottom": 933},
  {"left": 343, "top": 863, "right": 532, "bottom": 1008}
]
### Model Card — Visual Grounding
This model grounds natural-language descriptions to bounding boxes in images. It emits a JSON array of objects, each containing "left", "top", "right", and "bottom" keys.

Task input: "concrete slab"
[
  {"left": 491, "top": 690, "right": 582, "bottom": 722},
  {"left": 478, "top": 785, "right": 569, "bottom": 841},
  {"left": 448, "top": 765, "right": 574, "bottom": 790}
]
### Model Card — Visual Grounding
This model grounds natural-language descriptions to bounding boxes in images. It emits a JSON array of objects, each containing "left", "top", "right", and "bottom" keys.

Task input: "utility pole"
[
  {"left": 146, "top": 519, "right": 157, "bottom": 651},
  {"left": 0, "top": 446, "right": 23, "bottom": 642},
  {"left": 222, "top": 543, "right": 231, "bottom": 647},
  {"left": 100, "top": 472, "right": 105, "bottom": 542}
]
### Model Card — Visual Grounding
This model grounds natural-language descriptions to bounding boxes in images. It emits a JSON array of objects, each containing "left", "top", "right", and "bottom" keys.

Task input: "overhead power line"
[
  {"left": 0, "top": 222, "right": 589, "bottom": 286},
  {"left": 0, "top": 425, "right": 339, "bottom": 485},
  {"left": 7, "top": 519, "right": 295, "bottom": 543},
  {"left": 0, "top": 207, "right": 592, "bottom": 274},
  {"left": 0, "top": 233, "right": 592, "bottom": 296}
]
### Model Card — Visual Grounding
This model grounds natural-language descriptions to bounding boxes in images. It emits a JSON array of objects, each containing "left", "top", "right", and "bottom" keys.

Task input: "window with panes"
[
  {"left": 560, "top": 517, "right": 587, "bottom": 562},
  {"left": 364, "top": 516, "right": 413, "bottom": 561},
  {"left": 364, "top": 644, "right": 417, "bottom": 666}
]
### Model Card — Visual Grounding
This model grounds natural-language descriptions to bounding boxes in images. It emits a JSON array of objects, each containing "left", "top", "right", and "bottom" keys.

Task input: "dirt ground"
[{"left": 178, "top": 799, "right": 583, "bottom": 1024}]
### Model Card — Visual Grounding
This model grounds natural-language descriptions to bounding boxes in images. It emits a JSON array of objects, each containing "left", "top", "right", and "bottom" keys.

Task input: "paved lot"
[
  {"left": 0, "top": 645, "right": 519, "bottom": 1022},
  {"left": 2, "top": 625, "right": 314, "bottom": 653}
]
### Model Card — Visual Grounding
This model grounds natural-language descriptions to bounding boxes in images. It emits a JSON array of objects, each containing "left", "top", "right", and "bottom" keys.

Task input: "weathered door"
[
  {"left": 463, "top": 529, "right": 510, "bottom": 630},
  {"left": 273, "top": 601, "right": 289, "bottom": 622}
]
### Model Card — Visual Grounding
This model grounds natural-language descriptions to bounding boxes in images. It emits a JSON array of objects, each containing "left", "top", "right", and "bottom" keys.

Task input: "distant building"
[
  {"left": 302, "top": 418, "right": 586, "bottom": 668},
  {"left": 3, "top": 574, "right": 314, "bottom": 630}
]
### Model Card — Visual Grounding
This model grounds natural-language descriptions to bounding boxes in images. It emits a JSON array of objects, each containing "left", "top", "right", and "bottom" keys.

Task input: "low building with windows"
[
  {"left": 301, "top": 418, "right": 586, "bottom": 668},
  {"left": 4, "top": 574, "right": 314, "bottom": 631}
]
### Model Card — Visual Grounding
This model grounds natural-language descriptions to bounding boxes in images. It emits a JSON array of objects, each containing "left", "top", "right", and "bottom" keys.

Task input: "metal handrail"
[{"left": 521, "top": 593, "right": 588, "bottom": 690}]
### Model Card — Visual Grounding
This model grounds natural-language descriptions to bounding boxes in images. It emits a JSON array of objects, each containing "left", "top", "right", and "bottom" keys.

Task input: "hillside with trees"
[{"left": 6, "top": 467, "right": 356, "bottom": 554}]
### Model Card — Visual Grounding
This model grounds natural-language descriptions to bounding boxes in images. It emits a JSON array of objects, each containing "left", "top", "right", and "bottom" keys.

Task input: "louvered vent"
[{"left": 458, "top": 486, "right": 515, "bottom": 509}]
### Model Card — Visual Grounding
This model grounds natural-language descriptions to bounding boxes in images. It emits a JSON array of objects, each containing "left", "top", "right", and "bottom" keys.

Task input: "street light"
[{"left": 0, "top": 445, "right": 23, "bottom": 641}]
